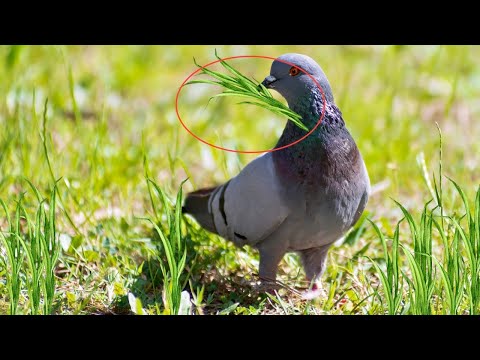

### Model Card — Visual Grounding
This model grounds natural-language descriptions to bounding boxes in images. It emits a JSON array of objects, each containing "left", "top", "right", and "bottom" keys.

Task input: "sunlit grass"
[
  {"left": 0, "top": 183, "right": 59, "bottom": 314},
  {"left": 1, "top": 45, "right": 480, "bottom": 314},
  {"left": 369, "top": 177, "right": 480, "bottom": 315},
  {"left": 186, "top": 50, "right": 307, "bottom": 132}
]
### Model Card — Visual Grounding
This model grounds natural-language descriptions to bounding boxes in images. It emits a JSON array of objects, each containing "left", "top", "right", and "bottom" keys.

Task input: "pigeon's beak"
[{"left": 260, "top": 75, "right": 277, "bottom": 89}]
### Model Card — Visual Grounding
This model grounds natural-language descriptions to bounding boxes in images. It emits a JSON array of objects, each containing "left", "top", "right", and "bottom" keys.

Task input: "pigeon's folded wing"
[{"left": 209, "top": 153, "right": 289, "bottom": 246}]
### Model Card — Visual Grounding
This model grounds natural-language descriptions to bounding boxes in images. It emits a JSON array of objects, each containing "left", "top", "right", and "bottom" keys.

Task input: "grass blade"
[{"left": 187, "top": 52, "right": 307, "bottom": 132}]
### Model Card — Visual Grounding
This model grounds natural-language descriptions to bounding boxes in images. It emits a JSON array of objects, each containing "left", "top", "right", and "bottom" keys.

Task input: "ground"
[{"left": 1, "top": 45, "right": 479, "bottom": 315}]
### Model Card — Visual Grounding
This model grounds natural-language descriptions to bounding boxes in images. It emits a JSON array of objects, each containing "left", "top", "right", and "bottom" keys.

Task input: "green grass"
[
  {"left": 0, "top": 182, "right": 58, "bottom": 314},
  {"left": 369, "top": 176, "right": 480, "bottom": 315},
  {"left": 185, "top": 49, "right": 308, "bottom": 132},
  {"left": 1, "top": 45, "right": 480, "bottom": 314}
]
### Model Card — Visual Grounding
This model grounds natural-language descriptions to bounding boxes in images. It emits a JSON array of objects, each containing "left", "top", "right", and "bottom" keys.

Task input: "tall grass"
[
  {"left": 140, "top": 157, "right": 190, "bottom": 315},
  {"left": 0, "top": 183, "right": 59, "bottom": 314},
  {"left": 368, "top": 220, "right": 403, "bottom": 315},
  {"left": 370, "top": 128, "right": 480, "bottom": 315},
  {"left": 448, "top": 179, "right": 480, "bottom": 314}
]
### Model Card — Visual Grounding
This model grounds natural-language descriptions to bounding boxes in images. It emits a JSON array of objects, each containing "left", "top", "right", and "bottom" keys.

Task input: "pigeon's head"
[{"left": 261, "top": 53, "right": 334, "bottom": 105}]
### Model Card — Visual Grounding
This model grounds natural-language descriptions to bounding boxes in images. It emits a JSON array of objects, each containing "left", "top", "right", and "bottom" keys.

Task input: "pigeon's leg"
[
  {"left": 257, "top": 242, "right": 286, "bottom": 290},
  {"left": 299, "top": 244, "right": 331, "bottom": 299}
]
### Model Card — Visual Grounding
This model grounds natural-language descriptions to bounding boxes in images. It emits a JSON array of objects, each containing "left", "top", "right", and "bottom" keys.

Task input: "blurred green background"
[
  {"left": 3, "top": 46, "right": 480, "bottom": 201},
  {"left": 1, "top": 45, "right": 480, "bottom": 314}
]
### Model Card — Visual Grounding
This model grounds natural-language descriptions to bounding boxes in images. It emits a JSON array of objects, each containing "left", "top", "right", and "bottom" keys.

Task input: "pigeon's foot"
[
  {"left": 301, "top": 282, "right": 327, "bottom": 300},
  {"left": 255, "top": 278, "right": 282, "bottom": 295}
]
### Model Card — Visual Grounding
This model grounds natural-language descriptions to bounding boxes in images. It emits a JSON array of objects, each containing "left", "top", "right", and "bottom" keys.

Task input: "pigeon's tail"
[{"left": 182, "top": 186, "right": 218, "bottom": 234}]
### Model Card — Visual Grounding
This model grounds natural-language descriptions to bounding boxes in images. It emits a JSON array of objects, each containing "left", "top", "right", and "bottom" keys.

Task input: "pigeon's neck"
[
  {"left": 272, "top": 92, "right": 360, "bottom": 186},
  {"left": 275, "top": 90, "right": 347, "bottom": 152}
]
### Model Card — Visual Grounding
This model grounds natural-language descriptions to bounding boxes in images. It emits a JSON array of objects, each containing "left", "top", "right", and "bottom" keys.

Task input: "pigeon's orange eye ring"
[{"left": 289, "top": 66, "right": 300, "bottom": 76}]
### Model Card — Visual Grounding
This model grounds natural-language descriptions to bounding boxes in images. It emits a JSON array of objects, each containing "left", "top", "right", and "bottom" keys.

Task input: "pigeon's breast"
[
  {"left": 273, "top": 129, "right": 370, "bottom": 250},
  {"left": 287, "top": 165, "right": 369, "bottom": 250}
]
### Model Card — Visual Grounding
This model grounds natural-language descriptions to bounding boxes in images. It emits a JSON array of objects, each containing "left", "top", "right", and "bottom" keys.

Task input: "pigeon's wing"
[{"left": 208, "top": 153, "right": 289, "bottom": 246}]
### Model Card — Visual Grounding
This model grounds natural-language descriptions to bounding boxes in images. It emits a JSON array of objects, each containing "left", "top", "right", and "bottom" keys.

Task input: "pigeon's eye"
[{"left": 289, "top": 66, "right": 300, "bottom": 77}]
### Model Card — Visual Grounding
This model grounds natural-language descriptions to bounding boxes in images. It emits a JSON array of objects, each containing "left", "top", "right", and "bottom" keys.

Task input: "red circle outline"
[{"left": 175, "top": 55, "right": 326, "bottom": 154}]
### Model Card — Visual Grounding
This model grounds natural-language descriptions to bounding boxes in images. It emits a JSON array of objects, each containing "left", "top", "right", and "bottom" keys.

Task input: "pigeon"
[{"left": 183, "top": 53, "right": 370, "bottom": 298}]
